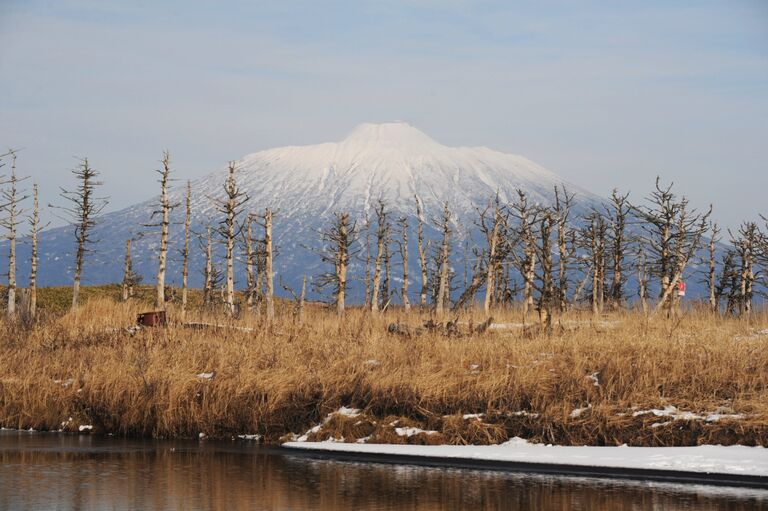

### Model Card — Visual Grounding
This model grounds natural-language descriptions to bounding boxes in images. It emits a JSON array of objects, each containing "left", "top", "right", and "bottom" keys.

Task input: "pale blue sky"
[{"left": 0, "top": 0, "right": 766, "bottom": 229}]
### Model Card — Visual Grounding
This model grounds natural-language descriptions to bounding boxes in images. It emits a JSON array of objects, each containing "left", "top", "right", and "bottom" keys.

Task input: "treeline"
[{"left": 0, "top": 150, "right": 766, "bottom": 327}]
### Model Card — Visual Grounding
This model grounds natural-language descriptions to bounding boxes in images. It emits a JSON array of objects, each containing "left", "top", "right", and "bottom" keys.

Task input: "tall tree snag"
[
  {"left": 370, "top": 200, "right": 388, "bottom": 313},
  {"left": 55, "top": 158, "right": 108, "bottom": 310},
  {"left": 211, "top": 162, "right": 249, "bottom": 316},
  {"left": 181, "top": 181, "right": 192, "bottom": 318},
  {"left": 415, "top": 195, "right": 429, "bottom": 308},
  {"left": 316, "top": 213, "right": 355, "bottom": 317},
  {"left": 150, "top": 151, "right": 178, "bottom": 310},
  {"left": 435, "top": 202, "right": 452, "bottom": 315},
  {"left": 1, "top": 150, "right": 29, "bottom": 317}
]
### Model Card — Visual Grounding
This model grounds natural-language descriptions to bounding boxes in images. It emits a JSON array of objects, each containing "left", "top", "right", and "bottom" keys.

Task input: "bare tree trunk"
[
  {"left": 245, "top": 215, "right": 255, "bottom": 309},
  {"left": 213, "top": 162, "right": 249, "bottom": 316},
  {"left": 181, "top": 181, "right": 191, "bottom": 318},
  {"left": 204, "top": 226, "right": 213, "bottom": 305},
  {"left": 155, "top": 151, "right": 173, "bottom": 310},
  {"left": 264, "top": 208, "right": 274, "bottom": 322},
  {"left": 298, "top": 275, "right": 306, "bottom": 325},
  {"left": 382, "top": 237, "right": 391, "bottom": 308},
  {"left": 336, "top": 213, "right": 350, "bottom": 317},
  {"left": 122, "top": 239, "right": 132, "bottom": 302},
  {"left": 370, "top": 201, "right": 386, "bottom": 313},
  {"left": 398, "top": 217, "right": 410, "bottom": 311},
  {"left": 597, "top": 226, "right": 606, "bottom": 314},
  {"left": 415, "top": 196, "right": 428, "bottom": 308},
  {"left": 708, "top": 223, "right": 719, "bottom": 313},
  {"left": 29, "top": 182, "right": 39, "bottom": 319},
  {"left": 538, "top": 213, "right": 555, "bottom": 333},
  {"left": 591, "top": 227, "right": 599, "bottom": 316},
  {"left": 553, "top": 186, "right": 574, "bottom": 312},
  {"left": 637, "top": 247, "right": 648, "bottom": 315},
  {"left": 483, "top": 206, "right": 502, "bottom": 316},
  {"left": 58, "top": 158, "right": 107, "bottom": 311},
  {"left": 363, "top": 213, "right": 372, "bottom": 307},
  {"left": 4, "top": 152, "right": 19, "bottom": 317},
  {"left": 435, "top": 202, "right": 451, "bottom": 315}
]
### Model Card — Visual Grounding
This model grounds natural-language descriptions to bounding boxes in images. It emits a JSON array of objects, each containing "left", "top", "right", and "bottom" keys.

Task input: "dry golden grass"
[{"left": 0, "top": 292, "right": 766, "bottom": 447}]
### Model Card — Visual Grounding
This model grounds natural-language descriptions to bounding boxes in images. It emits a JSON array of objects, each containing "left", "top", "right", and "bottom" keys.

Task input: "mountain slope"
[{"left": 17, "top": 122, "right": 607, "bottom": 302}]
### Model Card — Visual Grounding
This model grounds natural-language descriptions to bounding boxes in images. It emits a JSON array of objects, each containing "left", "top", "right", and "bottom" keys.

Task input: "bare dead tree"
[
  {"left": 316, "top": 212, "right": 356, "bottom": 317},
  {"left": 636, "top": 244, "right": 649, "bottom": 315},
  {"left": 122, "top": 239, "right": 132, "bottom": 301},
  {"left": 280, "top": 275, "right": 307, "bottom": 324},
  {"left": 0, "top": 150, "right": 29, "bottom": 317},
  {"left": 533, "top": 210, "right": 556, "bottom": 332},
  {"left": 28, "top": 182, "right": 44, "bottom": 319},
  {"left": 603, "top": 189, "right": 632, "bottom": 309},
  {"left": 553, "top": 185, "right": 576, "bottom": 311},
  {"left": 415, "top": 195, "right": 429, "bottom": 307},
  {"left": 397, "top": 216, "right": 411, "bottom": 310},
  {"left": 707, "top": 222, "right": 720, "bottom": 313},
  {"left": 478, "top": 195, "right": 506, "bottom": 315},
  {"left": 244, "top": 214, "right": 256, "bottom": 309},
  {"left": 434, "top": 202, "right": 452, "bottom": 315},
  {"left": 263, "top": 208, "right": 275, "bottom": 322},
  {"left": 382, "top": 234, "right": 392, "bottom": 309},
  {"left": 581, "top": 213, "right": 608, "bottom": 315},
  {"left": 53, "top": 158, "right": 108, "bottom": 310},
  {"left": 717, "top": 251, "right": 739, "bottom": 315},
  {"left": 181, "top": 180, "right": 192, "bottom": 319},
  {"left": 730, "top": 222, "right": 759, "bottom": 317},
  {"left": 203, "top": 225, "right": 213, "bottom": 305},
  {"left": 148, "top": 151, "right": 179, "bottom": 310},
  {"left": 211, "top": 162, "right": 249, "bottom": 315},
  {"left": 637, "top": 178, "right": 711, "bottom": 317},
  {"left": 362, "top": 211, "right": 373, "bottom": 307},
  {"left": 508, "top": 190, "right": 539, "bottom": 318},
  {"left": 370, "top": 200, "right": 388, "bottom": 313},
  {"left": 298, "top": 275, "right": 306, "bottom": 324}
]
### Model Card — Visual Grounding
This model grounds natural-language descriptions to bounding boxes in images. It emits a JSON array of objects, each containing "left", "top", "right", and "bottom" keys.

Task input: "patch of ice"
[
  {"left": 78, "top": 425, "right": 93, "bottom": 432},
  {"left": 196, "top": 372, "right": 215, "bottom": 380},
  {"left": 462, "top": 413, "right": 485, "bottom": 420}
]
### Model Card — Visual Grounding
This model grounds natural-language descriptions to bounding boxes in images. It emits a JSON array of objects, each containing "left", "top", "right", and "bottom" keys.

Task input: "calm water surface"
[{"left": 0, "top": 431, "right": 766, "bottom": 510}]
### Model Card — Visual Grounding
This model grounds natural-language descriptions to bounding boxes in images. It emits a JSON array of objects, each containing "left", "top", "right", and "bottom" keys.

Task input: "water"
[{"left": 0, "top": 431, "right": 766, "bottom": 510}]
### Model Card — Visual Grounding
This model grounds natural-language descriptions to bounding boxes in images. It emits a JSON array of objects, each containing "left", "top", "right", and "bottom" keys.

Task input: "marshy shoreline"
[{"left": 1, "top": 290, "right": 767, "bottom": 448}]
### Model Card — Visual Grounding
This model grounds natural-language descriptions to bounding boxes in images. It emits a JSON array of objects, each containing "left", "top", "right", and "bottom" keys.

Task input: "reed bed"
[{"left": 0, "top": 292, "right": 766, "bottom": 447}]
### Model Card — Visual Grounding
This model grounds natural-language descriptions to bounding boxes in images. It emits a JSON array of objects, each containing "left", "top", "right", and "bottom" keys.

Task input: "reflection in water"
[{"left": 0, "top": 431, "right": 766, "bottom": 511}]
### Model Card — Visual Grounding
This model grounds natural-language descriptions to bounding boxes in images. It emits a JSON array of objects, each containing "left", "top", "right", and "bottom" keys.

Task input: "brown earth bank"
[{"left": 0, "top": 288, "right": 766, "bottom": 447}]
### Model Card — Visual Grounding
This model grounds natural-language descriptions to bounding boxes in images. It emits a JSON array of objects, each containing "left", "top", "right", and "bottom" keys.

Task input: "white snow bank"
[{"left": 283, "top": 439, "right": 768, "bottom": 477}]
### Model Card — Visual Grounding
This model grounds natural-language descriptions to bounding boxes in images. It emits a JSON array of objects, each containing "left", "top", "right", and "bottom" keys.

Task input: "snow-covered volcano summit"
[
  {"left": 25, "top": 122, "right": 605, "bottom": 298},
  {"left": 191, "top": 121, "right": 599, "bottom": 223}
]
